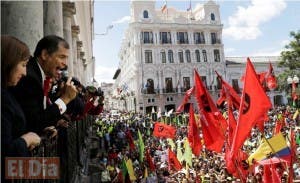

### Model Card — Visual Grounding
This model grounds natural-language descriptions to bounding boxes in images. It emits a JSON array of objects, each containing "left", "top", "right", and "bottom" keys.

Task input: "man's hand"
[{"left": 60, "top": 77, "right": 77, "bottom": 104}]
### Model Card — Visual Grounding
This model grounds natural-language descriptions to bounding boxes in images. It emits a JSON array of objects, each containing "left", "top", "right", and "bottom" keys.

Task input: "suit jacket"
[
  {"left": 1, "top": 88, "right": 29, "bottom": 157},
  {"left": 12, "top": 58, "right": 62, "bottom": 134}
]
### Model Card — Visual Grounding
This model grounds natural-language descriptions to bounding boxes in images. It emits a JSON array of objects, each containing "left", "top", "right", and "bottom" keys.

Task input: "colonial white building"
[
  {"left": 1, "top": 1, "right": 95, "bottom": 85},
  {"left": 113, "top": 0, "right": 226, "bottom": 114},
  {"left": 110, "top": 0, "right": 286, "bottom": 114}
]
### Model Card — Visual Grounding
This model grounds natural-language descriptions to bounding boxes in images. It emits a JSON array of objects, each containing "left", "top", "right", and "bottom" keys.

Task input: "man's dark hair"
[{"left": 33, "top": 35, "right": 69, "bottom": 57}]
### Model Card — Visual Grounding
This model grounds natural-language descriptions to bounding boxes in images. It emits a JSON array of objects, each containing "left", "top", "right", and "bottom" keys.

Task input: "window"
[
  {"left": 160, "top": 32, "right": 172, "bottom": 44},
  {"left": 146, "top": 79, "right": 155, "bottom": 94},
  {"left": 168, "top": 50, "right": 174, "bottom": 63},
  {"left": 195, "top": 50, "right": 201, "bottom": 62},
  {"left": 161, "top": 51, "right": 166, "bottom": 63},
  {"left": 183, "top": 77, "right": 191, "bottom": 91},
  {"left": 177, "top": 32, "right": 189, "bottom": 44},
  {"left": 202, "top": 50, "right": 207, "bottom": 62},
  {"left": 143, "top": 10, "right": 149, "bottom": 18},
  {"left": 211, "top": 13, "right": 215, "bottom": 21},
  {"left": 194, "top": 32, "right": 205, "bottom": 44},
  {"left": 214, "top": 49, "right": 220, "bottom": 62},
  {"left": 165, "top": 78, "right": 173, "bottom": 93},
  {"left": 178, "top": 51, "right": 184, "bottom": 63},
  {"left": 211, "top": 32, "right": 217, "bottom": 44},
  {"left": 142, "top": 31, "right": 153, "bottom": 44},
  {"left": 185, "top": 50, "right": 191, "bottom": 63},
  {"left": 232, "top": 79, "right": 241, "bottom": 94},
  {"left": 145, "top": 50, "right": 152, "bottom": 63}
]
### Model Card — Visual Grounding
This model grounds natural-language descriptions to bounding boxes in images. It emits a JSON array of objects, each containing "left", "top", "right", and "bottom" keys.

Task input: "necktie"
[{"left": 43, "top": 77, "right": 52, "bottom": 105}]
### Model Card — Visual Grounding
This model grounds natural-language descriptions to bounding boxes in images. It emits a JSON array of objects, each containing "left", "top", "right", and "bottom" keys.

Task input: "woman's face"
[{"left": 8, "top": 60, "right": 28, "bottom": 86}]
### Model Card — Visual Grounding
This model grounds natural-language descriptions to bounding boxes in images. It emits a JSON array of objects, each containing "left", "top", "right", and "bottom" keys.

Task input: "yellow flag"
[
  {"left": 167, "top": 138, "right": 176, "bottom": 151},
  {"left": 293, "top": 109, "right": 299, "bottom": 120},
  {"left": 247, "top": 132, "right": 289, "bottom": 165},
  {"left": 126, "top": 159, "right": 137, "bottom": 181},
  {"left": 144, "top": 167, "right": 148, "bottom": 178},
  {"left": 182, "top": 139, "right": 192, "bottom": 167}
]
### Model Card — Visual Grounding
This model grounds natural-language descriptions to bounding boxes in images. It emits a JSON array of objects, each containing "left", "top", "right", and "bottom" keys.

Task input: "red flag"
[
  {"left": 292, "top": 81, "right": 298, "bottom": 101},
  {"left": 125, "top": 130, "right": 135, "bottom": 150},
  {"left": 216, "top": 71, "right": 241, "bottom": 110},
  {"left": 146, "top": 149, "right": 156, "bottom": 172},
  {"left": 231, "top": 58, "right": 272, "bottom": 157},
  {"left": 274, "top": 116, "right": 285, "bottom": 134},
  {"left": 225, "top": 145, "right": 248, "bottom": 181},
  {"left": 266, "top": 62, "right": 277, "bottom": 90},
  {"left": 153, "top": 122, "right": 176, "bottom": 139},
  {"left": 226, "top": 94, "right": 237, "bottom": 146},
  {"left": 194, "top": 69, "right": 226, "bottom": 152},
  {"left": 188, "top": 105, "right": 202, "bottom": 156},
  {"left": 263, "top": 165, "right": 273, "bottom": 183},
  {"left": 177, "top": 87, "right": 194, "bottom": 112},
  {"left": 168, "top": 148, "right": 182, "bottom": 171}
]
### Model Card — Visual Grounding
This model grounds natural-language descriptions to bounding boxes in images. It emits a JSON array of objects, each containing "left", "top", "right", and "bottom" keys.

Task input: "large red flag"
[
  {"left": 188, "top": 105, "right": 202, "bottom": 156},
  {"left": 168, "top": 148, "right": 182, "bottom": 171},
  {"left": 146, "top": 149, "right": 156, "bottom": 172},
  {"left": 153, "top": 122, "right": 176, "bottom": 139},
  {"left": 231, "top": 58, "right": 272, "bottom": 157},
  {"left": 216, "top": 71, "right": 241, "bottom": 110},
  {"left": 194, "top": 69, "right": 226, "bottom": 152},
  {"left": 176, "top": 87, "right": 194, "bottom": 112},
  {"left": 266, "top": 62, "right": 277, "bottom": 90},
  {"left": 226, "top": 92, "right": 237, "bottom": 146},
  {"left": 125, "top": 130, "right": 135, "bottom": 150}
]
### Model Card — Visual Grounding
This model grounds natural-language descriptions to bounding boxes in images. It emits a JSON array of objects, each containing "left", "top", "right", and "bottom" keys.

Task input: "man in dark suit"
[{"left": 12, "top": 35, "right": 77, "bottom": 134}]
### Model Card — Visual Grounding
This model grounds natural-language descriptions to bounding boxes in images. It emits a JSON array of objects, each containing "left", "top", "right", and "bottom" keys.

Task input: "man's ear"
[{"left": 41, "top": 49, "right": 49, "bottom": 61}]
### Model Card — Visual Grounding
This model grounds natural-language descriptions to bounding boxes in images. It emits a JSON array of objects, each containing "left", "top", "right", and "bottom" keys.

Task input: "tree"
[{"left": 277, "top": 30, "right": 300, "bottom": 92}]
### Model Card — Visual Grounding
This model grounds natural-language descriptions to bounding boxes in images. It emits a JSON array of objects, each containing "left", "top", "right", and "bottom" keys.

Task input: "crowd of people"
[
  {"left": 1, "top": 34, "right": 300, "bottom": 183},
  {"left": 91, "top": 107, "right": 300, "bottom": 183}
]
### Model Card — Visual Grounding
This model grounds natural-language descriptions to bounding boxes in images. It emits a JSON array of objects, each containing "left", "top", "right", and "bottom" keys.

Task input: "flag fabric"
[
  {"left": 168, "top": 148, "right": 182, "bottom": 171},
  {"left": 153, "top": 122, "right": 176, "bottom": 139},
  {"left": 266, "top": 62, "right": 277, "bottom": 90},
  {"left": 125, "top": 130, "right": 135, "bottom": 150},
  {"left": 161, "top": 0, "right": 167, "bottom": 13},
  {"left": 194, "top": 69, "right": 226, "bottom": 152},
  {"left": 138, "top": 130, "right": 145, "bottom": 162},
  {"left": 126, "top": 159, "right": 137, "bottom": 181},
  {"left": 177, "top": 87, "right": 194, "bottom": 112},
  {"left": 216, "top": 71, "right": 241, "bottom": 110},
  {"left": 231, "top": 58, "right": 272, "bottom": 157},
  {"left": 187, "top": 0, "right": 191, "bottom": 11},
  {"left": 146, "top": 149, "right": 156, "bottom": 172},
  {"left": 182, "top": 139, "right": 193, "bottom": 167},
  {"left": 188, "top": 105, "right": 202, "bottom": 156},
  {"left": 247, "top": 133, "right": 291, "bottom": 165},
  {"left": 177, "top": 144, "right": 183, "bottom": 163},
  {"left": 226, "top": 92, "right": 237, "bottom": 146},
  {"left": 292, "top": 81, "right": 298, "bottom": 101},
  {"left": 274, "top": 115, "right": 285, "bottom": 134}
]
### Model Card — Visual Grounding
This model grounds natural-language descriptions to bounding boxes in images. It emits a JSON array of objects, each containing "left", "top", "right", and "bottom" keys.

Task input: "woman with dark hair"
[{"left": 1, "top": 35, "right": 41, "bottom": 158}]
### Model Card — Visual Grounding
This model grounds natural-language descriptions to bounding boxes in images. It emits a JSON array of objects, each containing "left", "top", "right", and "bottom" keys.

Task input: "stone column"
[
  {"left": 1, "top": 1, "right": 43, "bottom": 53},
  {"left": 76, "top": 41, "right": 83, "bottom": 82},
  {"left": 63, "top": 2, "right": 75, "bottom": 76},
  {"left": 72, "top": 25, "right": 80, "bottom": 78},
  {"left": 43, "top": 1, "right": 63, "bottom": 37}
]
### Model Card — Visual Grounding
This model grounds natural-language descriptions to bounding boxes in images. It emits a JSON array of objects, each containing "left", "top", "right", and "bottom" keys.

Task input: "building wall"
[
  {"left": 114, "top": 0, "right": 226, "bottom": 114},
  {"left": 1, "top": 1, "right": 94, "bottom": 86}
]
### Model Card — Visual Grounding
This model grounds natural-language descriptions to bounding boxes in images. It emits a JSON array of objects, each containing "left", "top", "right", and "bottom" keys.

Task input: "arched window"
[
  {"left": 185, "top": 50, "right": 191, "bottom": 63},
  {"left": 143, "top": 10, "right": 149, "bottom": 18},
  {"left": 211, "top": 13, "right": 215, "bottom": 21},
  {"left": 146, "top": 79, "right": 155, "bottom": 94},
  {"left": 202, "top": 50, "right": 207, "bottom": 62},
  {"left": 161, "top": 50, "right": 166, "bottom": 63},
  {"left": 195, "top": 50, "right": 201, "bottom": 62},
  {"left": 168, "top": 50, "right": 174, "bottom": 63},
  {"left": 178, "top": 50, "right": 184, "bottom": 63}
]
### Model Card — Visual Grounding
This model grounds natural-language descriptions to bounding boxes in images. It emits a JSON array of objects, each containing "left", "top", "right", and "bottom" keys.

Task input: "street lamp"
[{"left": 287, "top": 75, "right": 299, "bottom": 107}]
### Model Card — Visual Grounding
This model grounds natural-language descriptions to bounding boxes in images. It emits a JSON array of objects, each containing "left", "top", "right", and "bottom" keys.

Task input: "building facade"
[
  {"left": 113, "top": 0, "right": 226, "bottom": 114},
  {"left": 1, "top": 1, "right": 95, "bottom": 85}
]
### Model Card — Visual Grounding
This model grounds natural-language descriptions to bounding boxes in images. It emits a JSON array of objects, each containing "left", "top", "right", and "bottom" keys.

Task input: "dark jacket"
[
  {"left": 1, "top": 88, "right": 29, "bottom": 157},
  {"left": 12, "top": 58, "right": 62, "bottom": 134}
]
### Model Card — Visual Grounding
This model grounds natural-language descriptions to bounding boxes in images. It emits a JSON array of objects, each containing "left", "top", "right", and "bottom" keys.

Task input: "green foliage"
[{"left": 277, "top": 30, "right": 300, "bottom": 92}]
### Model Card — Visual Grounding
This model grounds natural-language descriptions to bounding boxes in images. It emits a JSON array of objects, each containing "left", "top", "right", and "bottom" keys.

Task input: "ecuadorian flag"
[{"left": 247, "top": 132, "right": 291, "bottom": 165}]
